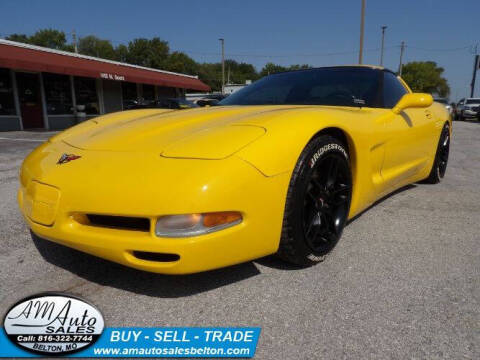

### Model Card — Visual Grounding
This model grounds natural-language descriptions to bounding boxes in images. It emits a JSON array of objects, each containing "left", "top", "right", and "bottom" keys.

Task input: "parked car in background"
[
  {"left": 196, "top": 98, "right": 220, "bottom": 107},
  {"left": 126, "top": 98, "right": 198, "bottom": 110},
  {"left": 455, "top": 98, "right": 480, "bottom": 120},
  {"left": 187, "top": 93, "right": 228, "bottom": 107},
  {"left": 204, "top": 94, "right": 228, "bottom": 101},
  {"left": 433, "top": 98, "right": 453, "bottom": 116},
  {"left": 154, "top": 98, "right": 199, "bottom": 109}
]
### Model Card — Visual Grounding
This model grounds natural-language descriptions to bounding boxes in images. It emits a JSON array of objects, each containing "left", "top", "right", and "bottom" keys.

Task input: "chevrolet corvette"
[{"left": 18, "top": 66, "right": 451, "bottom": 274}]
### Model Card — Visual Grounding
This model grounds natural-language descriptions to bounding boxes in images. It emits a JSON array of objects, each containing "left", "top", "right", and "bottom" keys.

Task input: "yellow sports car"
[{"left": 18, "top": 66, "right": 451, "bottom": 274}]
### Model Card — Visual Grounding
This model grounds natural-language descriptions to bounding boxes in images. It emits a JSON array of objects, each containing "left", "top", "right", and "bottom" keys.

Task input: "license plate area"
[{"left": 23, "top": 181, "right": 60, "bottom": 226}]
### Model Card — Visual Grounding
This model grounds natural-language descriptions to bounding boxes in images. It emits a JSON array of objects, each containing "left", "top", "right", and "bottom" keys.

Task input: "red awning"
[{"left": 0, "top": 41, "right": 210, "bottom": 92}]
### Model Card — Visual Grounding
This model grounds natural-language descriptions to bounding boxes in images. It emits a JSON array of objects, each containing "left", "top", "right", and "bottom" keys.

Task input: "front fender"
[
  {"left": 236, "top": 107, "right": 384, "bottom": 219},
  {"left": 236, "top": 108, "right": 364, "bottom": 177}
]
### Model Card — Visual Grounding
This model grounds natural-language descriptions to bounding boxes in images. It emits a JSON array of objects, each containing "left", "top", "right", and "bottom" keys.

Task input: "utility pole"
[
  {"left": 469, "top": 44, "right": 479, "bottom": 97},
  {"left": 219, "top": 38, "right": 225, "bottom": 93},
  {"left": 358, "top": 0, "right": 366, "bottom": 64},
  {"left": 380, "top": 25, "right": 387, "bottom": 66},
  {"left": 398, "top": 41, "right": 405, "bottom": 76},
  {"left": 72, "top": 30, "right": 78, "bottom": 53},
  {"left": 470, "top": 54, "right": 479, "bottom": 98}
]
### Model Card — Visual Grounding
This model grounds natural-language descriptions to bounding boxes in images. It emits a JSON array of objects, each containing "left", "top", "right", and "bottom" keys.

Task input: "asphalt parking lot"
[{"left": 0, "top": 121, "right": 479, "bottom": 359}]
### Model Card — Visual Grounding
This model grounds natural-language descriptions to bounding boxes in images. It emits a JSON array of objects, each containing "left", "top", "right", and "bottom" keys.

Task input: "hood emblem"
[{"left": 57, "top": 153, "right": 81, "bottom": 164}]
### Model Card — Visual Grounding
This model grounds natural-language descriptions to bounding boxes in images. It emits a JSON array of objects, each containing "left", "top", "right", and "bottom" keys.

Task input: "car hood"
[{"left": 52, "top": 105, "right": 313, "bottom": 159}]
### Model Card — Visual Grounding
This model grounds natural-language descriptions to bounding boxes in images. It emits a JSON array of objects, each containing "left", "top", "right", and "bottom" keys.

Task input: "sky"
[{"left": 1, "top": 0, "right": 479, "bottom": 100}]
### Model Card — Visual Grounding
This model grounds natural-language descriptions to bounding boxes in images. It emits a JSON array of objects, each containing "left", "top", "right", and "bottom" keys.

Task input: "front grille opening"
[
  {"left": 86, "top": 214, "right": 150, "bottom": 232},
  {"left": 132, "top": 251, "right": 180, "bottom": 262}
]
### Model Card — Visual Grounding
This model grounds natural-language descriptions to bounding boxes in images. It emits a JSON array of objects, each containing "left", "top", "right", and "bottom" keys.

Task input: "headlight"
[{"left": 155, "top": 212, "right": 242, "bottom": 237}]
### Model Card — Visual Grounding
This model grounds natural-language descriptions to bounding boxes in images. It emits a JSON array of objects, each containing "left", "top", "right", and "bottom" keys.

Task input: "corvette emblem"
[{"left": 57, "top": 153, "right": 81, "bottom": 164}]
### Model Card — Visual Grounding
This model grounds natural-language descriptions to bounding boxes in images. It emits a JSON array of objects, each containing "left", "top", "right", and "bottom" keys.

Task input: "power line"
[
  {"left": 175, "top": 44, "right": 473, "bottom": 57},
  {"left": 3, "top": 32, "right": 475, "bottom": 58},
  {"left": 72, "top": 33, "right": 397, "bottom": 58},
  {"left": 469, "top": 44, "right": 479, "bottom": 55},
  {"left": 63, "top": 32, "right": 478, "bottom": 57},
  {"left": 210, "top": 47, "right": 395, "bottom": 58},
  {"left": 406, "top": 45, "right": 471, "bottom": 52}
]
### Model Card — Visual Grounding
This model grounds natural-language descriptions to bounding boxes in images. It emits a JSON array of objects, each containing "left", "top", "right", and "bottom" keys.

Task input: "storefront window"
[
  {"left": 0, "top": 68, "right": 16, "bottom": 115},
  {"left": 122, "top": 82, "right": 137, "bottom": 109},
  {"left": 43, "top": 73, "right": 73, "bottom": 115},
  {"left": 142, "top": 84, "right": 155, "bottom": 101},
  {"left": 74, "top": 77, "right": 99, "bottom": 114},
  {"left": 157, "top": 86, "right": 177, "bottom": 98}
]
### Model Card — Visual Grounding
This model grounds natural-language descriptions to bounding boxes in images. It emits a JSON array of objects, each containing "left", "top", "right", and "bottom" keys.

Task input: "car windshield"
[
  {"left": 219, "top": 67, "right": 382, "bottom": 107},
  {"left": 466, "top": 99, "right": 480, "bottom": 104}
]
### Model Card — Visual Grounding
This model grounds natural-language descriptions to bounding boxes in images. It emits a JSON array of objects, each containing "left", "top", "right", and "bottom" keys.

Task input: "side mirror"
[{"left": 392, "top": 93, "right": 433, "bottom": 114}]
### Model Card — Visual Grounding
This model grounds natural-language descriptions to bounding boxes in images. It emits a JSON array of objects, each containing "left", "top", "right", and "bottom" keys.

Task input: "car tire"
[
  {"left": 424, "top": 123, "right": 450, "bottom": 184},
  {"left": 277, "top": 135, "right": 352, "bottom": 266}
]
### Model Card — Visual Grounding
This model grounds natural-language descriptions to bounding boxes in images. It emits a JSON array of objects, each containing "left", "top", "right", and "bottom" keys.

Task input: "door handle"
[{"left": 425, "top": 110, "right": 433, "bottom": 119}]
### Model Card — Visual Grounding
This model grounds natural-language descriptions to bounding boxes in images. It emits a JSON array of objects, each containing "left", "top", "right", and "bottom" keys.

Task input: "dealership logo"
[
  {"left": 57, "top": 153, "right": 81, "bottom": 165},
  {"left": 3, "top": 292, "right": 104, "bottom": 356}
]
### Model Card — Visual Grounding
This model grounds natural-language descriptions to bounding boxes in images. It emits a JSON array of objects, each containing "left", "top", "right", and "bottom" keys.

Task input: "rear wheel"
[
  {"left": 424, "top": 123, "right": 450, "bottom": 184},
  {"left": 277, "top": 136, "right": 352, "bottom": 266}
]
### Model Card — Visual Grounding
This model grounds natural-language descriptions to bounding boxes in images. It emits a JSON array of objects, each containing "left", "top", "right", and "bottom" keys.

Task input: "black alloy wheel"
[
  {"left": 278, "top": 136, "right": 352, "bottom": 266},
  {"left": 302, "top": 153, "right": 351, "bottom": 254},
  {"left": 424, "top": 123, "right": 450, "bottom": 184},
  {"left": 437, "top": 124, "right": 450, "bottom": 179}
]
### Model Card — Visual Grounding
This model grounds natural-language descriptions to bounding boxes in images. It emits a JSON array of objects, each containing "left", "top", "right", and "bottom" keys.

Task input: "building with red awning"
[{"left": 0, "top": 39, "right": 210, "bottom": 131}]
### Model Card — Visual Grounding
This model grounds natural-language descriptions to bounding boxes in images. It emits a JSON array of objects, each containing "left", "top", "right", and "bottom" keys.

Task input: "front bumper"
[
  {"left": 19, "top": 141, "right": 290, "bottom": 274},
  {"left": 463, "top": 109, "right": 478, "bottom": 117}
]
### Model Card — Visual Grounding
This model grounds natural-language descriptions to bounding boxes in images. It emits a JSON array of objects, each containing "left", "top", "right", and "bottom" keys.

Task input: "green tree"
[
  {"left": 287, "top": 64, "right": 311, "bottom": 71},
  {"left": 260, "top": 63, "right": 287, "bottom": 77},
  {"left": 401, "top": 61, "right": 450, "bottom": 97},
  {"left": 78, "top": 35, "right": 116, "bottom": 59},
  {"left": 224, "top": 60, "right": 258, "bottom": 84},
  {"left": 126, "top": 37, "right": 169, "bottom": 68},
  {"left": 7, "top": 29, "right": 70, "bottom": 50},
  {"left": 6, "top": 33, "right": 30, "bottom": 43},
  {"left": 259, "top": 63, "right": 311, "bottom": 77},
  {"left": 115, "top": 44, "right": 128, "bottom": 62},
  {"left": 197, "top": 62, "right": 222, "bottom": 91},
  {"left": 29, "top": 29, "right": 69, "bottom": 50},
  {"left": 165, "top": 52, "right": 199, "bottom": 75}
]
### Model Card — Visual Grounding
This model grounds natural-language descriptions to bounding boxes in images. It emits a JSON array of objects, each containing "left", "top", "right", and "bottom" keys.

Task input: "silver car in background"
[{"left": 456, "top": 98, "right": 480, "bottom": 120}]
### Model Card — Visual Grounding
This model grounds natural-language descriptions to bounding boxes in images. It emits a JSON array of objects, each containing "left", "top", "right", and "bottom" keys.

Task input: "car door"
[{"left": 379, "top": 72, "right": 434, "bottom": 193}]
